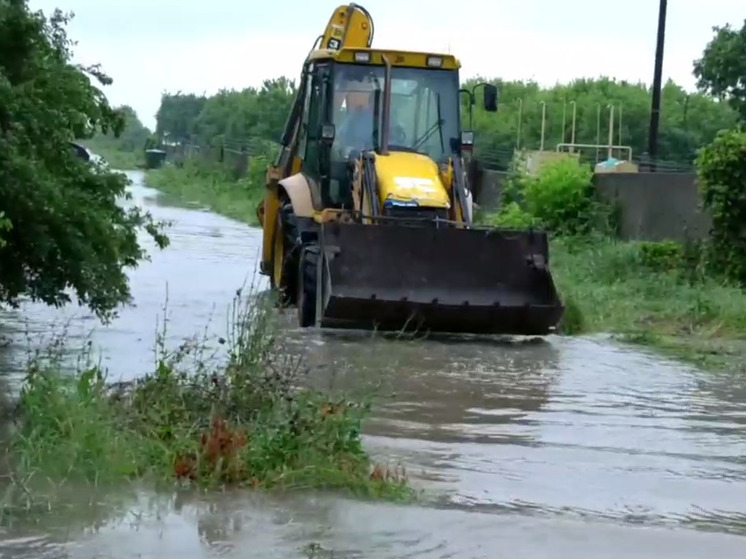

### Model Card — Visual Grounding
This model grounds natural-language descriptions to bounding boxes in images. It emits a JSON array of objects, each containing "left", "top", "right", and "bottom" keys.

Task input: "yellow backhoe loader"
[{"left": 256, "top": 3, "right": 564, "bottom": 335}]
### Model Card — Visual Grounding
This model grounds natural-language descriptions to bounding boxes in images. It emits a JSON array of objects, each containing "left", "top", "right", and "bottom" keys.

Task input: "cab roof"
[{"left": 307, "top": 47, "right": 461, "bottom": 70}]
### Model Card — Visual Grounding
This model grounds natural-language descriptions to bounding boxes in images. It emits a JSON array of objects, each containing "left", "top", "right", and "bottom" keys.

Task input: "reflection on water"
[
  {"left": 1, "top": 172, "right": 746, "bottom": 557},
  {"left": 2, "top": 490, "right": 745, "bottom": 559}
]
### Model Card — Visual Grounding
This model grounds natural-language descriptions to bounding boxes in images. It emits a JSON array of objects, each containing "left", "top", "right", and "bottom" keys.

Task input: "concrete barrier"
[
  {"left": 594, "top": 173, "right": 711, "bottom": 242},
  {"left": 475, "top": 169, "right": 507, "bottom": 211},
  {"left": 476, "top": 170, "right": 711, "bottom": 242}
]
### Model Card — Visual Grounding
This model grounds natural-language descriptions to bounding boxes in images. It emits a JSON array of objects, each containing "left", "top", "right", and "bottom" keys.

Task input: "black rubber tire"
[
  {"left": 275, "top": 198, "right": 300, "bottom": 306},
  {"left": 297, "top": 244, "right": 319, "bottom": 328}
]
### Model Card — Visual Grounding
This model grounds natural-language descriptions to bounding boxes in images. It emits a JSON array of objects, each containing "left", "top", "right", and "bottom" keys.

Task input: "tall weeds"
[{"left": 1, "top": 286, "right": 410, "bottom": 520}]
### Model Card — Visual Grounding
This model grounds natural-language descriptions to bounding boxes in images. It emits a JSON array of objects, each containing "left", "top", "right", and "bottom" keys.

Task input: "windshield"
[{"left": 331, "top": 63, "right": 460, "bottom": 161}]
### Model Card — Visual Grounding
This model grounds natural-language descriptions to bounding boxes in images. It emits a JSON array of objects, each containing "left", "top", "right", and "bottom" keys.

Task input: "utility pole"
[{"left": 647, "top": 0, "right": 668, "bottom": 169}]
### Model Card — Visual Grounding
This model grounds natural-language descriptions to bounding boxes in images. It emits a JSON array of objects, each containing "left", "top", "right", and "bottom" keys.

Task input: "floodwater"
[{"left": 1, "top": 171, "right": 746, "bottom": 558}]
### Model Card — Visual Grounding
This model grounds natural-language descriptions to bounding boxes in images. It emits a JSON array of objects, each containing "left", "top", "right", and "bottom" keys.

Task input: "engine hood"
[{"left": 373, "top": 151, "right": 451, "bottom": 209}]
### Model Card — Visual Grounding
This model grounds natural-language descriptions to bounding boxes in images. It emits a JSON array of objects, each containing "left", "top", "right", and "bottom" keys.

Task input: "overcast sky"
[{"left": 27, "top": 0, "right": 745, "bottom": 130}]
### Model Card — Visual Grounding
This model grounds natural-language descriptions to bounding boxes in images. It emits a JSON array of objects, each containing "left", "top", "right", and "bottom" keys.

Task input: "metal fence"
[{"left": 163, "top": 135, "right": 696, "bottom": 180}]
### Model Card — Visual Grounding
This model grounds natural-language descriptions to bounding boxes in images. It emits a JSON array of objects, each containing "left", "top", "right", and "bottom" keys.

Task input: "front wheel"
[
  {"left": 271, "top": 198, "right": 300, "bottom": 306},
  {"left": 297, "top": 244, "right": 319, "bottom": 328}
]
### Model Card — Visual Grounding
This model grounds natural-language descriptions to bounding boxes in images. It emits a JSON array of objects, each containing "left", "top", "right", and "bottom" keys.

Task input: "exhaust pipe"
[{"left": 379, "top": 55, "right": 392, "bottom": 155}]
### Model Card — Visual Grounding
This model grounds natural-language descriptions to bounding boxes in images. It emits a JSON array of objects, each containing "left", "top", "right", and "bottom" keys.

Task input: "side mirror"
[
  {"left": 320, "top": 123, "right": 335, "bottom": 144},
  {"left": 461, "top": 131, "right": 475, "bottom": 151},
  {"left": 483, "top": 84, "right": 498, "bottom": 112}
]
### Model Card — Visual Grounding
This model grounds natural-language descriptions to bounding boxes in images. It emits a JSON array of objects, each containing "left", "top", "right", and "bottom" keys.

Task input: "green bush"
[
  {"left": 638, "top": 241, "right": 685, "bottom": 272},
  {"left": 147, "top": 158, "right": 266, "bottom": 225},
  {"left": 247, "top": 155, "right": 269, "bottom": 190},
  {"left": 488, "top": 155, "right": 608, "bottom": 236},
  {"left": 696, "top": 128, "right": 746, "bottom": 284},
  {"left": 637, "top": 239, "right": 707, "bottom": 284},
  {"left": 522, "top": 157, "right": 596, "bottom": 235},
  {"left": 480, "top": 201, "right": 539, "bottom": 229}
]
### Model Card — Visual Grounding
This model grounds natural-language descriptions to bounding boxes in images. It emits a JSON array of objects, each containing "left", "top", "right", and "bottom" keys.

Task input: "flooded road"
[{"left": 1, "top": 171, "right": 746, "bottom": 558}]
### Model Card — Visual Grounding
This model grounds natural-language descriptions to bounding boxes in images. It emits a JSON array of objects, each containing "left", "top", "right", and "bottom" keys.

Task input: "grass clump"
[
  {"left": 146, "top": 157, "right": 266, "bottom": 226},
  {"left": 1, "top": 288, "right": 411, "bottom": 519}
]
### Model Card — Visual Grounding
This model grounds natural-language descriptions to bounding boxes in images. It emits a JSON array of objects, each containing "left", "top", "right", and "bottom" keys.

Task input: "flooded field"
[{"left": 1, "top": 171, "right": 745, "bottom": 558}]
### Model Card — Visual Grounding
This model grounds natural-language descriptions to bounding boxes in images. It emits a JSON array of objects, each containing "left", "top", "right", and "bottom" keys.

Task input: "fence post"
[{"left": 234, "top": 145, "right": 249, "bottom": 180}]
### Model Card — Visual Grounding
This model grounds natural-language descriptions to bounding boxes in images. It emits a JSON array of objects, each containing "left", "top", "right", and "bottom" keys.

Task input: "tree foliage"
[
  {"left": 695, "top": 129, "right": 746, "bottom": 284},
  {"left": 0, "top": 1, "right": 168, "bottom": 321},
  {"left": 693, "top": 19, "right": 746, "bottom": 122},
  {"left": 155, "top": 78, "right": 296, "bottom": 147},
  {"left": 156, "top": 78, "right": 296, "bottom": 146},
  {"left": 463, "top": 76, "right": 738, "bottom": 169},
  {"left": 86, "top": 104, "right": 152, "bottom": 152},
  {"left": 155, "top": 92, "right": 206, "bottom": 141},
  {"left": 483, "top": 154, "right": 610, "bottom": 237}
]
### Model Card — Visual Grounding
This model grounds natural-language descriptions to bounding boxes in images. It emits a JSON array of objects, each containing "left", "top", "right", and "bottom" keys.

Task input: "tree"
[
  {"left": 156, "top": 78, "right": 296, "bottom": 148},
  {"left": 155, "top": 92, "right": 207, "bottom": 142},
  {"left": 0, "top": 1, "right": 168, "bottom": 321},
  {"left": 693, "top": 20, "right": 746, "bottom": 122}
]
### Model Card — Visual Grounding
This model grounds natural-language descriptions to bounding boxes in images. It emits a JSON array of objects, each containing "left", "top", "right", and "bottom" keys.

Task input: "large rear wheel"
[{"left": 297, "top": 244, "right": 319, "bottom": 328}]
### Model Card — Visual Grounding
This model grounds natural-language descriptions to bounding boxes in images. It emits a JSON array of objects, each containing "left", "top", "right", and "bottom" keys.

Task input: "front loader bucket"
[{"left": 316, "top": 222, "right": 565, "bottom": 335}]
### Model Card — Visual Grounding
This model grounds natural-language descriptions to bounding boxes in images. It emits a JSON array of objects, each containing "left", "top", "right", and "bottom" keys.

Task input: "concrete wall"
[
  {"left": 475, "top": 170, "right": 507, "bottom": 210},
  {"left": 476, "top": 170, "right": 711, "bottom": 242},
  {"left": 594, "top": 173, "right": 711, "bottom": 242}
]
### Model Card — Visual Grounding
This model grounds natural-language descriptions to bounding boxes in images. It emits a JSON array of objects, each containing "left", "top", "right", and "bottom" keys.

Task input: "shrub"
[
  {"left": 696, "top": 128, "right": 746, "bottom": 284},
  {"left": 0, "top": 4, "right": 169, "bottom": 321},
  {"left": 490, "top": 154, "right": 611, "bottom": 236},
  {"left": 480, "top": 201, "right": 539, "bottom": 229},
  {"left": 247, "top": 155, "right": 269, "bottom": 190},
  {"left": 522, "top": 157, "right": 597, "bottom": 235},
  {"left": 638, "top": 241, "right": 685, "bottom": 272}
]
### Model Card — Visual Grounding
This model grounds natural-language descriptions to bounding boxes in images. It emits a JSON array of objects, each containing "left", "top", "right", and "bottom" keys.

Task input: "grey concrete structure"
[{"left": 476, "top": 170, "right": 711, "bottom": 242}]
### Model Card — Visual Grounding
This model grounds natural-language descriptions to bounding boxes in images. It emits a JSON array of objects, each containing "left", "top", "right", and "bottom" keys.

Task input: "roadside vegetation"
[
  {"left": 0, "top": 1, "right": 168, "bottom": 324},
  {"left": 1, "top": 288, "right": 410, "bottom": 520},
  {"left": 146, "top": 155, "right": 270, "bottom": 225},
  {"left": 477, "top": 133, "right": 746, "bottom": 372}
]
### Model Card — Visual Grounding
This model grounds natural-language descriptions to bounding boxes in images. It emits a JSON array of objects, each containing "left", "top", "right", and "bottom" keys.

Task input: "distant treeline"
[{"left": 82, "top": 105, "right": 154, "bottom": 155}]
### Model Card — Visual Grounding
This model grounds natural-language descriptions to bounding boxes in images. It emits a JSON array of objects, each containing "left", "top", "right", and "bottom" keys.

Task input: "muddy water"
[{"left": 2, "top": 171, "right": 746, "bottom": 558}]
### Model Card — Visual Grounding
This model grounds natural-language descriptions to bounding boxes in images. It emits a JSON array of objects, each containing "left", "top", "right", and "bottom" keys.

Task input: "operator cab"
[{"left": 287, "top": 48, "right": 497, "bottom": 211}]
